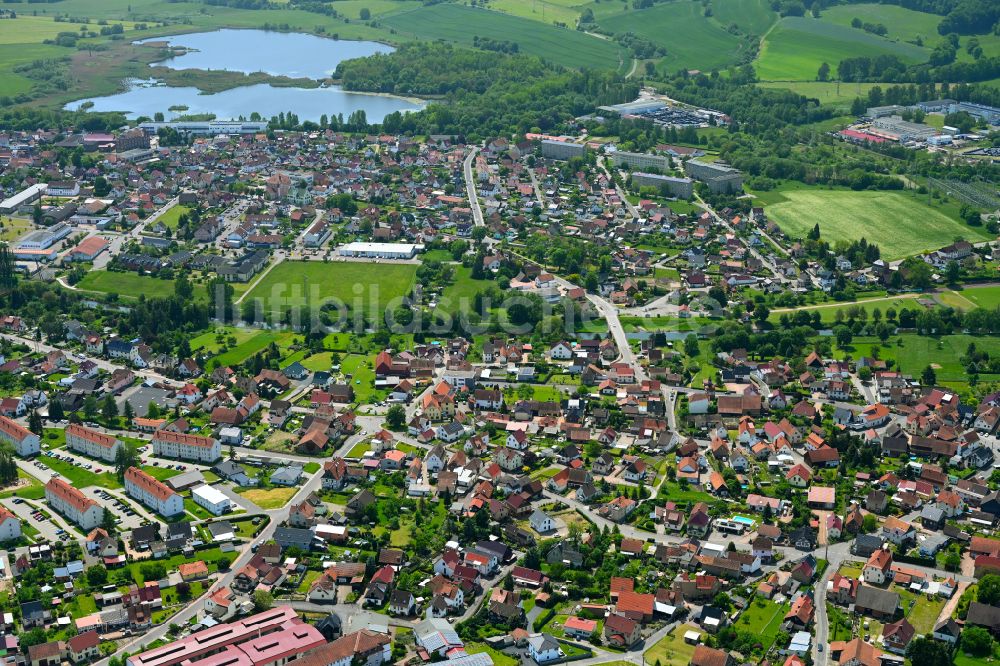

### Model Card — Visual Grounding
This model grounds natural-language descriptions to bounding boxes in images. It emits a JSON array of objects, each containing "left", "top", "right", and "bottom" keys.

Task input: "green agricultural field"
[
  {"left": 382, "top": 4, "right": 627, "bottom": 71},
  {"left": 818, "top": 4, "right": 940, "bottom": 44},
  {"left": 74, "top": 270, "right": 208, "bottom": 300},
  {"left": 756, "top": 17, "right": 928, "bottom": 81},
  {"left": 756, "top": 186, "right": 992, "bottom": 260},
  {"left": 0, "top": 15, "right": 102, "bottom": 44},
  {"left": 600, "top": 1, "right": 747, "bottom": 72},
  {"left": 712, "top": 0, "right": 777, "bottom": 36},
  {"left": 243, "top": 260, "right": 417, "bottom": 321},
  {"left": 758, "top": 81, "right": 881, "bottom": 106},
  {"left": 482, "top": 0, "right": 581, "bottom": 27}
]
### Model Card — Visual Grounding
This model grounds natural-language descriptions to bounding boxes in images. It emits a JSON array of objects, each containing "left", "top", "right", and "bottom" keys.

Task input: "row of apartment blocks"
[
  {"left": 152, "top": 429, "right": 221, "bottom": 463},
  {"left": 67, "top": 423, "right": 120, "bottom": 462},
  {"left": 124, "top": 466, "right": 184, "bottom": 517},
  {"left": 45, "top": 477, "right": 103, "bottom": 530}
]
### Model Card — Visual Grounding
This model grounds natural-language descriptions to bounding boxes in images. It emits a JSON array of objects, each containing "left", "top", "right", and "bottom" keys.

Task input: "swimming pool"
[{"left": 732, "top": 515, "right": 757, "bottom": 526}]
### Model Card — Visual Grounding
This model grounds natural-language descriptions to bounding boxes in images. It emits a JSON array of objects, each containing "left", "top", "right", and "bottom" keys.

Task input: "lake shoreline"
[{"left": 63, "top": 29, "right": 428, "bottom": 123}]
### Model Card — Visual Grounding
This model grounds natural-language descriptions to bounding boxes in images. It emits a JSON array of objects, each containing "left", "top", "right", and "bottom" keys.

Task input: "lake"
[
  {"left": 65, "top": 30, "right": 423, "bottom": 123},
  {"left": 137, "top": 29, "right": 393, "bottom": 79}
]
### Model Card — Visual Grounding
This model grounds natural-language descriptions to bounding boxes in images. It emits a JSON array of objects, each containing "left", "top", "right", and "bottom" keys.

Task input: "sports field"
[
  {"left": 243, "top": 260, "right": 417, "bottom": 321},
  {"left": 948, "top": 285, "right": 1000, "bottom": 311},
  {"left": 381, "top": 4, "right": 626, "bottom": 71},
  {"left": 600, "top": 1, "right": 745, "bottom": 72},
  {"left": 756, "top": 17, "right": 928, "bottom": 81},
  {"left": 759, "top": 187, "right": 991, "bottom": 260}
]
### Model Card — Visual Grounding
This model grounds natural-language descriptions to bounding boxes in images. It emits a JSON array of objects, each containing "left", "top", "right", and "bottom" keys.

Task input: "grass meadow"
[
  {"left": 754, "top": 185, "right": 992, "bottom": 260},
  {"left": 756, "top": 16, "right": 928, "bottom": 81}
]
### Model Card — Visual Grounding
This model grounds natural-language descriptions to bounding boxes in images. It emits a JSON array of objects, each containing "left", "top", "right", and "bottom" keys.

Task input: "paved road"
[{"left": 463, "top": 147, "right": 485, "bottom": 229}]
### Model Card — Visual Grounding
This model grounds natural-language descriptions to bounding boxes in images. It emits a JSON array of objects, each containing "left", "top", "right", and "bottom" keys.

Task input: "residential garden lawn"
[
  {"left": 736, "top": 598, "right": 788, "bottom": 650},
  {"left": 0, "top": 216, "right": 33, "bottom": 243},
  {"left": 157, "top": 205, "right": 191, "bottom": 231},
  {"left": 340, "top": 353, "right": 379, "bottom": 404},
  {"left": 298, "top": 569, "right": 323, "bottom": 593},
  {"left": 837, "top": 562, "right": 864, "bottom": 578},
  {"left": 753, "top": 184, "right": 992, "bottom": 260},
  {"left": 646, "top": 624, "right": 702, "bottom": 666},
  {"left": 818, "top": 3, "right": 940, "bottom": 44},
  {"left": 388, "top": 518, "right": 414, "bottom": 547},
  {"left": 237, "top": 487, "right": 297, "bottom": 510},
  {"left": 75, "top": 270, "right": 207, "bottom": 301},
  {"left": 243, "top": 260, "right": 417, "bottom": 321},
  {"left": 347, "top": 442, "right": 371, "bottom": 459},
  {"left": 894, "top": 586, "right": 945, "bottom": 635},
  {"left": 382, "top": 4, "right": 626, "bottom": 72},
  {"left": 755, "top": 16, "right": 928, "bottom": 81},
  {"left": 600, "top": 1, "right": 748, "bottom": 72},
  {"left": 656, "top": 481, "right": 714, "bottom": 505},
  {"left": 184, "top": 498, "right": 214, "bottom": 520},
  {"left": 712, "top": 0, "right": 777, "bottom": 35},
  {"left": 466, "top": 643, "right": 518, "bottom": 666}
]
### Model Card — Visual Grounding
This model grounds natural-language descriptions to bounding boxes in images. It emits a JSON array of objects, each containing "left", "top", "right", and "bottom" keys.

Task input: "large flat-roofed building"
[
  {"left": 138, "top": 121, "right": 268, "bottom": 136},
  {"left": 338, "top": 242, "right": 422, "bottom": 260},
  {"left": 870, "top": 115, "right": 939, "bottom": 142},
  {"left": 126, "top": 606, "right": 326, "bottom": 666},
  {"left": 683, "top": 160, "right": 744, "bottom": 194},
  {"left": 46, "top": 477, "right": 103, "bottom": 530},
  {"left": 16, "top": 222, "right": 72, "bottom": 250},
  {"left": 0, "top": 415, "right": 40, "bottom": 457},
  {"left": 630, "top": 173, "right": 694, "bottom": 199},
  {"left": 152, "top": 430, "right": 221, "bottom": 463},
  {"left": 609, "top": 151, "right": 669, "bottom": 172},
  {"left": 125, "top": 466, "right": 184, "bottom": 517},
  {"left": 866, "top": 104, "right": 907, "bottom": 119},
  {"left": 192, "top": 484, "right": 233, "bottom": 516},
  {"left": 949, "top": 101, "right": 1000, "bottom": 124},
  {"left": 66, "top": 423, "right": 120, "bottom": 462},
  {"left": 0, "top": 183, "right": 47, "bottom": 214},
  {"left": 540, "top": 140, "right": 586, "bottom": 161}
]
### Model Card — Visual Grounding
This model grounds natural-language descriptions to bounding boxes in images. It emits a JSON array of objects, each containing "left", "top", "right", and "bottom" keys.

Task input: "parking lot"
[{"left": 0, "top": 495, "right": 71, "bottom": 542}]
